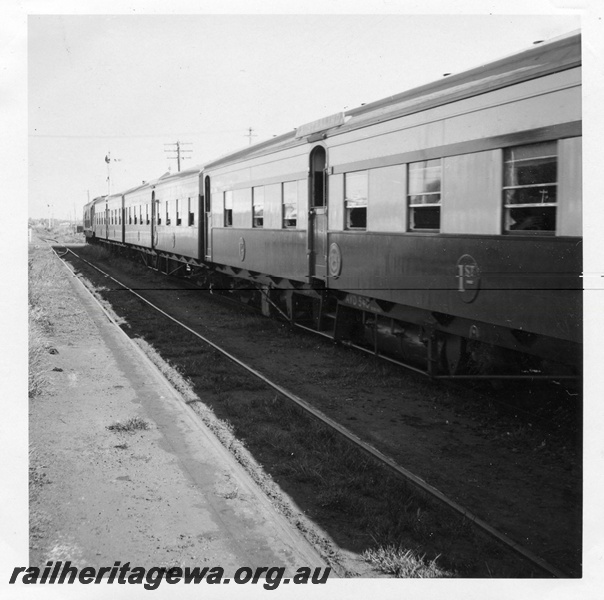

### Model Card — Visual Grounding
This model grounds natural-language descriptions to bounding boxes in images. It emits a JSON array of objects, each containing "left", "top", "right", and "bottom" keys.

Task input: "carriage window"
[
  {"left": 166, "top": 201, "right": 171, "bottom": 226},
  {"left": 146, "top": 204, "right": 149, "bottom": 225},
  {"left": 253, "top": 187, "right": 264, "bottom": 228},
  {"left": 503, "top": 141, "right": 557, "bottom": 233},
  {"left": 345, "top": 171, "right": 368, "bottom": 229},
  {"left": 139, "top": 205, "right": 142, "bottom": 225},
  {"left": 408, "top": 159, "right": 442, "bottom": 231},
  {"left": 188, "top": 197, "right": 194, "bottom": 226},
  {"left": 176, "top": 199, "right": 181, "bottom": 226},
  {"left": 224, "top": 191, "right": 233, "bottom": 227},
  {"left": 283, "top": 181, "right": 297, "bottom": 228},
  {"left": 134, "top": 207, "right": 137, "bottom": 225},
  {"left": 129, "top": 207, "right": 132, "bottom": 225}
]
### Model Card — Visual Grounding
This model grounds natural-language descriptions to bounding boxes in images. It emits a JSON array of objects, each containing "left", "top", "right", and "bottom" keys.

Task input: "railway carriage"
[
  {"left": 201, "top": 32, "right": 582, "bottom": 375},
  {"left": 150, "top": 168, "right": 202, "bottom": 260},
  {"left": 203, "top": 137, "right": 309, "bottom": 281},
  {"left": 106, "top": 193, "right": 124, "bottom": 243},
  {"left": 85, "top": 31, "right": 582, "bottom": 377},
  {"left": 83, "top": 197, "right": 101, "bottom": 240},
  {"left": 92, "top": 195, "right": 108, "bottom": 241},
  {"left": 123, "top": 182, "right": 152, "bottom": 248}
]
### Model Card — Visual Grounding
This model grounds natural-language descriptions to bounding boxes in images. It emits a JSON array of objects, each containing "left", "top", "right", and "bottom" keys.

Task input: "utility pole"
[
  {"left": 164, "top": 140, "right": 192, "bottom": 172},
  {"left": 245, "top": 127, "right": 257, "bottom": 146}
]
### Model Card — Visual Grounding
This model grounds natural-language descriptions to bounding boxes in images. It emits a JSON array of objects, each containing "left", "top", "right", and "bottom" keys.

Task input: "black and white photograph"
[{"left": 3, "top": 1, "right": 604, "bottom": 598}]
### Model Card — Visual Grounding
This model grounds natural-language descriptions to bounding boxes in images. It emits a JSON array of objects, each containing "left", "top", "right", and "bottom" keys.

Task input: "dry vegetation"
[
  {"left": 28, "top": 225, "right": 87, "bottom": 398},
  {"left": 28, "top": 253, "right": 56, "bottom": 398},
  {"left": 106, "top": 416, "right": 150, "bottom": 433}
]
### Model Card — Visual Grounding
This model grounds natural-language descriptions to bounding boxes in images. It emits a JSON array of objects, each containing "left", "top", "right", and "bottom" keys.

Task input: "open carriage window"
[
  {"left": 282, "top": 181, "right": 297, "bottom": 228},
  {"left": 224, "top": 191, "right": 233, "bottom": 227},
  {"left": 345, "top": 171, "right": 368, "bottom": 230},
  {"left": 253, "top": 187, "right": 264, "bottom": 228},
  {"left": 408, "top": 159, "right": 441, "bottom": 231}
]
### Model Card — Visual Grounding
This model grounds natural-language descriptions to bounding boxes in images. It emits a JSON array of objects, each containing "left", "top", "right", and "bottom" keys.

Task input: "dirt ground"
[{"left": 29, "top": 242, "right": 329, "bottom": 576}]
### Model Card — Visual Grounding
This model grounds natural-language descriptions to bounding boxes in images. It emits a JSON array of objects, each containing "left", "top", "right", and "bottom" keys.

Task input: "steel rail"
[{"left": 57, "top": 245, "right": 569, "bottom": 579}]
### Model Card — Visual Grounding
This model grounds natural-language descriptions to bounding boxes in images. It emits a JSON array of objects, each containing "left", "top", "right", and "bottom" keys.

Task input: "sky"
[{"left": 25, "top": 9, "right": 588, "bottom": 221}]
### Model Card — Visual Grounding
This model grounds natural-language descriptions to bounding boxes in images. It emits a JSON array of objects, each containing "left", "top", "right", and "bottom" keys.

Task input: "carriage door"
[
  {"left": 308, "top": 146, "right": 328, "bottom": 280},
  {"left": 204, "top": 176, "right": 212, "bottom": 259},
  {"left": 151, "top": 190, "right": 157, "bottom": 248}
]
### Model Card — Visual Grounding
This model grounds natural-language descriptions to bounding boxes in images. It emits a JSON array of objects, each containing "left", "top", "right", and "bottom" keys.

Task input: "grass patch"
[
  {"left": 107, "top": 417, "right": 150, "bottom": 433},
  {"left": 363, "top": 545, "right": 450, "bottom": 578},
  {"left": 29, "top": 316, "right": 49, "bottom": 399},
  {"left": 79, "top": 244, "right": 112, "bottom": 263}
]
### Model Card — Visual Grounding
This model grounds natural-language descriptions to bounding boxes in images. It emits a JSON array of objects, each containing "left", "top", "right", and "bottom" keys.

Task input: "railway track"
[{"left": 49, "top": 241, "right": 580, "bottom": 578}]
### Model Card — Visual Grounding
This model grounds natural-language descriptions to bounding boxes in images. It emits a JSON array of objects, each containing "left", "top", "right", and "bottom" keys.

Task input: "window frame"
[
  {"left": 502, "top": 141, "right": 558, "bottom": 235},
  {"left": 252, "top": 186, "right": 264, "bottom": 228},
  {"left": 188, "top": 197, "right": 194, "bottom": 226},
  {"left": 407, "top": 158, "right": 442, "bottom": 232},
  {"left": 344, "top": 170, "right": 369, "bottom": 230},
  {"left": 224, "top": 191, "right": 233, "bottom": 227},
  {"left": 282, "top": 181, "right": 298, "bottom": 229}
]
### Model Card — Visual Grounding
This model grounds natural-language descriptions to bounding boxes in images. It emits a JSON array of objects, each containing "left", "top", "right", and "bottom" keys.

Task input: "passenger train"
[{"left": 84, "top": 32, "right": 582, "bottom": 378}]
